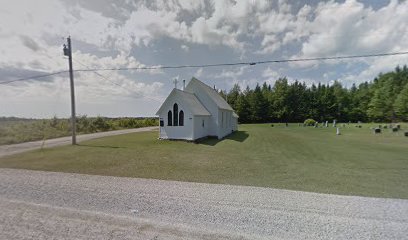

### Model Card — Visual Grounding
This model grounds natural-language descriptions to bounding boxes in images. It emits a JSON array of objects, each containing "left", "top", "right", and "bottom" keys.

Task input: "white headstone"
[
  {"left": 336, "top": 127, "right": 340, "bottom": 135},
  {"left": 333, "top": 120, "right": 336, "bottom": 127}
]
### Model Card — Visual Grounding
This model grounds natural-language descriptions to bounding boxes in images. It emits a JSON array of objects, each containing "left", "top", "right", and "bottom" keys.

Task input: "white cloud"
[
  {"left": 194, "top": 68, "right": 203, "bottom": 78},
  {"left": 295, "top": 0, "right": 408, "bottom": 58},
  {"left": 213, "top": 66, "right": 248, "bottom": 79},
  {"left": 2, "top": 0, "right": 408, "bottom": 117},
  {"left": 180, "top": 44, "right": 190, "bottom": 51},
  {"left": 262, "top": 67, "right": 280, "bottom": 79},
  {"left": 339, "top": 54, "right": 408, "bottom": 86}
]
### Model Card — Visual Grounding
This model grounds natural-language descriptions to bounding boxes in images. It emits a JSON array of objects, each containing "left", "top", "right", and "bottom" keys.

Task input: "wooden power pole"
[{"left": 63, "top": 36, "right": 77, "bottom": 145}]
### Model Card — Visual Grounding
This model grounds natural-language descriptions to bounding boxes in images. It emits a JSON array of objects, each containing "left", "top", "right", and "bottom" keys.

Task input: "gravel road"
[
  {"left": 0, "top": 127, "right": 157, "bottom": 158},
  {"left": 0, "top": 169, "right": 407, "bottom": 239}
]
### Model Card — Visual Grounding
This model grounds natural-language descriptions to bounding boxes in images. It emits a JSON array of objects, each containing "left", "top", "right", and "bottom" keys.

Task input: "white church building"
[{"left": 156, "top": 77, "right": 238, "bottom": 141}]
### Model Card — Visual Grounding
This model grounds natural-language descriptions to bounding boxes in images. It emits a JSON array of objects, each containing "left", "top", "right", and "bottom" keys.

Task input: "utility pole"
[{"left": 63, "top": 36, "right": 76, "bottom": 145}]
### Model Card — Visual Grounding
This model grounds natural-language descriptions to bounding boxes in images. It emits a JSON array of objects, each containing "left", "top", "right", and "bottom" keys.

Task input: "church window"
[
  {"left": 179, "top": 110, "right": 184, "bottom": 126},
  {"left": 167, "top": 111, "right": 172, "bottom": 126},
  {"left": 173, "top": 103, "right": 178, "bottom": 126}
]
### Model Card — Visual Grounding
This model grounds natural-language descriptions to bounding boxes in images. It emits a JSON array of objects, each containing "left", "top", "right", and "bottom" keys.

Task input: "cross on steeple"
[{"left": 173, "top": 78, "right": 178, "bottom": 89}]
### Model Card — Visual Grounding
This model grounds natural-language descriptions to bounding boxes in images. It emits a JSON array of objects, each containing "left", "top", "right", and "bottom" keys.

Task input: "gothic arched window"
[
  {"left": 167, "top": 111, "right": 172, "bottom": 126},
  {"left": 179, "top": 110, "right": 184, "bottom": 126},
  {"left": 173, "top": 103, "right": 178, "bottom": 126}
]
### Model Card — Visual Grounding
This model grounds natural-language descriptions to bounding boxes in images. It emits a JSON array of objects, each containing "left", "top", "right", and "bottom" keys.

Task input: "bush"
[
  {"left": 92, "top": 116, "right": 111, "bottom": 131},
  {"left": 76, "top": 115, "right": 95, "bottom": 133},
  {"left": 303, "top": 119, "right": 316, "bottom": 126}
]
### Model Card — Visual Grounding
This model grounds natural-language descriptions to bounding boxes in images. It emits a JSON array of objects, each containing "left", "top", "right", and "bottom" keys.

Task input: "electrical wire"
[
  {"left": 73, "top": 59, "right": 163, "bottom": 103},
  {"left": 1, "top": 51, "right": 408, "bottom": 85},
  {"left": 73, "top": 51, "right": 408, "bottom": 71},
  {"left": 0, "top": 71, "right": 68, "bottom": 85}
]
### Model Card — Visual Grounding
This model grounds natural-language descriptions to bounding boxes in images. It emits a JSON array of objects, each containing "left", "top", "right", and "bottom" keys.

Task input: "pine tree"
[
  {"left": 394, "top": 82, "right": 408, "bottom": 121},
  {"left": 236, "top": 87, "right": 251, "bottom": 123}
]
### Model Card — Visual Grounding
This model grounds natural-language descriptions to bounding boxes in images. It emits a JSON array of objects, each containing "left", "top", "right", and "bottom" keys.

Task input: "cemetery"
[{"left": 0, "top": 122, "right": 407, "bottom": 199}]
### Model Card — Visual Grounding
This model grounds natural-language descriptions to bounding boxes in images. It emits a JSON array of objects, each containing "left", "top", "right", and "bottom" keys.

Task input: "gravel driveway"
[
  {"left": 0, "top": 168, "right": 407, "bottom": 239},
  {"left": 0, "top": 126, "right": 157, "bottom": 158}
]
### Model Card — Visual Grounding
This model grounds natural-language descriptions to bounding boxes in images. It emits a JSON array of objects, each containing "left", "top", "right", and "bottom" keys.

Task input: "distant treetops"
[{"left": 220, "top": 65, "right": 408, "bottom": 123}]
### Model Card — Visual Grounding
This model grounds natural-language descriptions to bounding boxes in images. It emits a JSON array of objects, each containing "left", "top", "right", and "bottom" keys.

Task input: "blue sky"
[{"left": 0, "top": 0, "right": 407, "bottom": 118}]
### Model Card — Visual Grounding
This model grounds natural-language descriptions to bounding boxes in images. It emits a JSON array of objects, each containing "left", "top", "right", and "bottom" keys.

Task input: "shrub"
[
  {"left": 92, "top": 116, "right": 111, "bottom": 131},
  {"left": 76, "top": 115, "right": 95, "bottom": 133},
  {"left": 374, "top": 128, "right": 381, "bottom": 134},
  {"left": 303, "top": 119, "right": 316, "bottom": 126}
]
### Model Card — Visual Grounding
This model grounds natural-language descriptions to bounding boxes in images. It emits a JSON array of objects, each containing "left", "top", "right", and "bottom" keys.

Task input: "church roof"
[
  {"left": 155, "top": 88, "right": 211, "bottom": 116},
  {"left": 186, "top": 77, "right": 233, "bottom": 111}
]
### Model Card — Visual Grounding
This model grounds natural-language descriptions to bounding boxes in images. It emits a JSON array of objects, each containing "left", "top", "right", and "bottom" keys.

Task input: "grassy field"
[{"left": 1, "top": 123, "right": 407, "bottom": 199}]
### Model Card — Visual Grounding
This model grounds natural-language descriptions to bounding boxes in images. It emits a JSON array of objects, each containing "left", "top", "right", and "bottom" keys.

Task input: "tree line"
[{"left": 220, "top": 65, "right": 408, "bottom": 123}]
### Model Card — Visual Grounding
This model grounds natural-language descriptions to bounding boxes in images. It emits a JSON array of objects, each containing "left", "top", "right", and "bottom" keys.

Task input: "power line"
[
  {"left": 73, "top": 51, "right": 408, "bottom": 71},
  {"left": 1, "top": 51, "right": 408, "bottom": 85},
  {"left": 73, "top": 59, "right": 163, "bottom": 103},
  {"left": 0, "top": 70, "right": 68, "bottom": 85}
]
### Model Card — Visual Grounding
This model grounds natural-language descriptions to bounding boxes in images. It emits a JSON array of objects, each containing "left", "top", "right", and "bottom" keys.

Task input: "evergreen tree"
[
  {"left": 224, "top": 65, "right": 407, "bottom": 123},
  {"left": 227, "top": 84, "right": 241, "bottom": 110},
  {"left": 368, "top": 75, "right": 395, "bottom": 121},
  {"left": 394, "top": 82, "right": 408, "bottom": 121},
  {"left": 236, "top": 87, "right": 251, "bottom": 123},
  {"left": 249, "top": 84, "right": 268, "bottom": 122}
]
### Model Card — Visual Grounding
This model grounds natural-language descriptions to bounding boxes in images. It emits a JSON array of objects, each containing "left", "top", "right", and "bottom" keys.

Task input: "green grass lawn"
[{"left": 1, "top": 123, "right": 407, "bottom": 199}]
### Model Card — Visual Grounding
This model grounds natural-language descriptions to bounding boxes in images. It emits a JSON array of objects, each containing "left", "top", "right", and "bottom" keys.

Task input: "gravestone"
[
  {"left": 333, "top": 120, "right": 336, "bottom": 128},
  {"left": 336, "top": 128, "right": 340, "bottom": 135},
  {"left": 325, "top": 121, "right": 328, "bottom": 127},
  {"left": 405, "top": 132, "right": 408, "bottom": 137},
  {"left": 374, "top": 128, "right": 381, "bottom": 134}
]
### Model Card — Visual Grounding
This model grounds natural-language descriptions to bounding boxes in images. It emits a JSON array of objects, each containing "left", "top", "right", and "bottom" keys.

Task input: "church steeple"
[{"left": 173, "top": 78, "right": 178, "bottom": 89}]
